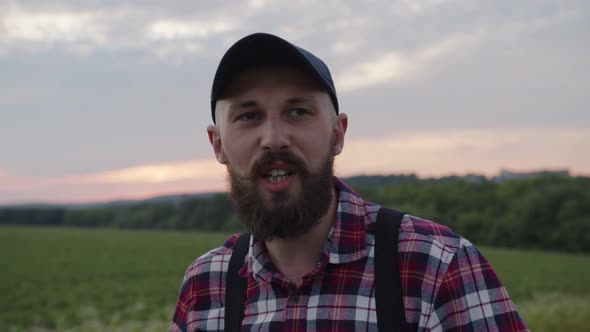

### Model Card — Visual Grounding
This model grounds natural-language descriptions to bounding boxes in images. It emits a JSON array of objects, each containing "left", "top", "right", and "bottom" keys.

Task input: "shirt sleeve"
[
  {"left": 169, "top": 278, "right": 190, "bottom": 332},
  {"left": 168, "top": 234, "right": 241, "bottom": 332},
  {"left": 428, "top": 244, "right": 529, "bottom": 331}
]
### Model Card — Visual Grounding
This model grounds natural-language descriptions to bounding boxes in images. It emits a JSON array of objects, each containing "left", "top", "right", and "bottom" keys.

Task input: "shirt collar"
[
  {"left": 325, "top": 177, "right": 368, "bottom": 264},
  {"left": 242, "top": 177, "right": 369, "bottom": 281}
]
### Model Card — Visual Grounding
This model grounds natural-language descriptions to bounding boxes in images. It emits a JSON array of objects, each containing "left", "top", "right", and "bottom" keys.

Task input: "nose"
[{"left": 260, "top": 116, "right": 291, "bottom": 152}]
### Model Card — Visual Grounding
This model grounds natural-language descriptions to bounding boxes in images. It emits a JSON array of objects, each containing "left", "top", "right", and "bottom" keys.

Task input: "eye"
[
  {"left": 235, "top": 111, "right": 262, "bottom": 123},
  {"left": 287, "top": 108, "right": 311, "bottom": 119}
]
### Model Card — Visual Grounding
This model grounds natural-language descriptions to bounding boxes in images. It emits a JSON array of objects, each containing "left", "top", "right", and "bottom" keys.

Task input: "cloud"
[
  {"left": 394, "top": 0, "right": 453, "bottom": 16},
  {"left": 2, "top": 7, "right": 106, "bottom": 44},
  {"left": 91, "top": 159, "right": 224, "bottom": 184},
  {"left": 336, "top": 34, "right": 478, "bottom": 92},
  {"left": 0, "top": 159, "right": 225, "bottom": 192},
  {"left": 247, "top": 0, "right": 272, "bottom": 10},
  {"left": 142, "top": 18, "right": 238, "bottom": 62},
  {"left": 148, "top": 19, "right": 237, "bottom": 41},
  {"left": 0, "top": 158, "right": 227, "bottom": 204},
  {"left": 0, "top": 4, "right": 239, "bottom": 58}
]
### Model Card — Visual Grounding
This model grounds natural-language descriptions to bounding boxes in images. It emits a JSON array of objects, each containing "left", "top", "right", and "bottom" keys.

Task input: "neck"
[{"left": 265, "top": 188, "right": 337, "bottom": 286}]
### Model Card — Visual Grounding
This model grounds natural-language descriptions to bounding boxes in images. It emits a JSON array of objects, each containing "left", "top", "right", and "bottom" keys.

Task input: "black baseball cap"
[{"left": 210, "top": 33, "right": 339, "bottom": 123}]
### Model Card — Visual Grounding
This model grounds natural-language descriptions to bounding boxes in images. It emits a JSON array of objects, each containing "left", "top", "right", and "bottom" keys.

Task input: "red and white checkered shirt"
[{"left": 170, "top": 178, "right": 528, "bottom": 331}]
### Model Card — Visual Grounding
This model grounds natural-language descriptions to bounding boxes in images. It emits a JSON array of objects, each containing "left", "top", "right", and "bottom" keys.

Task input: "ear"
[
  {"left": 207, "top": 125, "right": 227, "bottom": 164},
  {"left": 333, "top": 113, "right": 348, "bottom": 156}
]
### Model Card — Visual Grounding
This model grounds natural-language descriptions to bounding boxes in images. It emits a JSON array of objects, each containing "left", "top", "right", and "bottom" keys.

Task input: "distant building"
[{"left": 492, "top": 169, "right": 570, "bottom": 182}]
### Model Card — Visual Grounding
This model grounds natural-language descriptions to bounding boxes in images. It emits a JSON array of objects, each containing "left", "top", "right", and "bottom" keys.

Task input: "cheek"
[
  {"left": 300, "top": 134, "right": 333, "bottom": 165},
  {"left": 221, "top": 134, "right": 256, "bottom": 168}
]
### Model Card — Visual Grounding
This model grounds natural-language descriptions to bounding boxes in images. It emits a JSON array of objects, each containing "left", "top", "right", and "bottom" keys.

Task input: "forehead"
[{"left": 222, "top": 65, "right": 328, "bottom": 98}]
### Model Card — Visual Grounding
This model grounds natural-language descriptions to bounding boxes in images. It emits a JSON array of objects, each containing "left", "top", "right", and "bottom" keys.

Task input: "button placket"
[{"left": 288, "top": 295, "right": 299, "bottom": 304}]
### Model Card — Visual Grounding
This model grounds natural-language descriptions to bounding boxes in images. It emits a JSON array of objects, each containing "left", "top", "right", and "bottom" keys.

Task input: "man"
[{"left": 170, "top": 33, "right": 528, "bottom": 331}]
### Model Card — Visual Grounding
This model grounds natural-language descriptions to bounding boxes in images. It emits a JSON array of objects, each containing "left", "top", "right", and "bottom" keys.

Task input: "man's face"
[{"left": 208, "top": 65, "right": 348, "bottom": 240}]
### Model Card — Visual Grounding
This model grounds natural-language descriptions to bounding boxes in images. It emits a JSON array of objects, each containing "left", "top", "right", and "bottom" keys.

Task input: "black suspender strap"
[
  {"left": 224, "top": 232, "right": 250, "bottom": 332},
  {"left": 225, "top": 208, "right": 406, "bottom": 331},
  {"left": 375, "top": 207, "right": 407, "bottom": 331}
]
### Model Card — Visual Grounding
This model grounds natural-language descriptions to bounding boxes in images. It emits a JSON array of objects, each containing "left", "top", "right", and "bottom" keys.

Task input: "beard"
[{"left": 227, "top": 148, "right": 335, "bottom": 242}]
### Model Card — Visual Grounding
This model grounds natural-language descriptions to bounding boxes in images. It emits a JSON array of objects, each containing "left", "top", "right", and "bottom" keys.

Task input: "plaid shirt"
[{"left": 170, "top": 178, "right": 528, "bottom": 331}]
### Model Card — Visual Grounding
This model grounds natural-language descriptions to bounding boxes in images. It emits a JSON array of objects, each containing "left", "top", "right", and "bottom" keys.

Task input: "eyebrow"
[
  {"left": 285, "top": 97, "right": 312, "bottom": 105},
  {"left": 227, "top": 96, "right": 316, "bottom": 117},
  {"left": 229, "top": 100, "right": 258, "bottom": 111}
]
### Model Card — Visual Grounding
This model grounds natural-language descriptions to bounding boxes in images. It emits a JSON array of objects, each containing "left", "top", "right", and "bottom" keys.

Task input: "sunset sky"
[{"left": 1, "top": 0, "right": 589, "bottom": 204}]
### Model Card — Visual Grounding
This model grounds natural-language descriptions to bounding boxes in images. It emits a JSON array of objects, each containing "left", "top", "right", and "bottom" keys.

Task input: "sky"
[{"left": 0, "top": 0, "right": 589, "bottom": 204}]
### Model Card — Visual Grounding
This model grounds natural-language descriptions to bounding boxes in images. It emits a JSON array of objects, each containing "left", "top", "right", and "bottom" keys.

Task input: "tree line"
[{"left": 1, "top": 175, "right": 589, "bottom": 252}]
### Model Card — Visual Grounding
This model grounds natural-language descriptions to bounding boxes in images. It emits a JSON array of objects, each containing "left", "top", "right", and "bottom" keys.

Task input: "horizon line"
[{"left": 1, "top": 168, "right": 582, "bottom": 207}]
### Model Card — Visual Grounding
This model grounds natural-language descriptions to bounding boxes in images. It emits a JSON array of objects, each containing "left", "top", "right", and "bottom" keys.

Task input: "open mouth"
[
  {"left": 266, "top": 169, "right": 293, "bottom": 183},
  {"left": 257, "top": 161, "right": 298, "bottom": 190}
]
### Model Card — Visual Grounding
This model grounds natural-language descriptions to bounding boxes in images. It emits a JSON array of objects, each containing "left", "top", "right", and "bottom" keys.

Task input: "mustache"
[
  {"left": 227, "top": 151, "right": 308, "bottom": 181},
  {"left": 250, "top": 151, "right": 307, "bottom": 174},
  {"left": 249, "top": 151, "right": 308, "bottom": 178},
  {"left": 227, "top": 149, "right": 334, "bottom": 182}
]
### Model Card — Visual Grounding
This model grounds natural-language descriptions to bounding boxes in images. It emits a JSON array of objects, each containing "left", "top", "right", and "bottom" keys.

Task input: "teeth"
[
  {"left": 269, "top": 169, "right": 287, "bottom": 177},
  {"left": 266, "top": 169, "right": 290, "bottom": 183},
  {"left": 269, "top": 175, "right": 286, "bottom": 183}
]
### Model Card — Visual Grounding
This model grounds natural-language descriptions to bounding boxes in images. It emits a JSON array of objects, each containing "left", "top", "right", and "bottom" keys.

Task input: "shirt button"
[{"left": 289, "top": 296, "right": 299, "bottom": 304}]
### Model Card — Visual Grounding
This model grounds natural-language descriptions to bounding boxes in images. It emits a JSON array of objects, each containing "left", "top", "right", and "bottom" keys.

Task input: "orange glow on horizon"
[{"left": 1, "top": 127, "right": 588, "bottom": 204}]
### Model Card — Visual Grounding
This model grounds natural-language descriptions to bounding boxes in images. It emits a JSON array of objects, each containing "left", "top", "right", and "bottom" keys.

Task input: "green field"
[{"left": 1, "top": 226, "right": 589, "bottom": 331}]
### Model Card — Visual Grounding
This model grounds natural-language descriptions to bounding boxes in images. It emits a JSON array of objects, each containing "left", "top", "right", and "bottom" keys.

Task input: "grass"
[
  {"left": 480, "top": 246, "right": 590, "bottom": 301},
  {"left": 481, "top": 247, "right": 590, "bottom": 331},
  {"left": 1, "top": 226, "right": 589, "bottom": 331},
  {"left": 517, "top": 293, "right": 590, "bottom": 332},
  {"left": 0, "top": 226, "right": 228, "bottom": 331}
]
